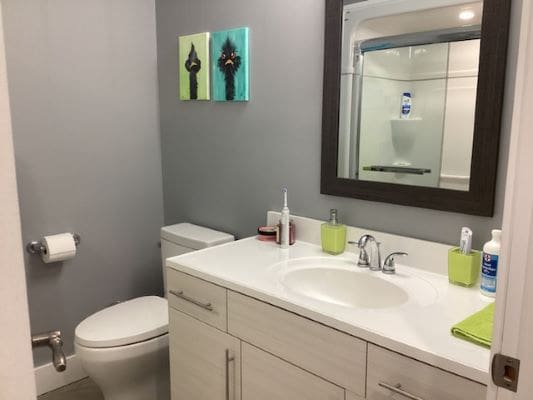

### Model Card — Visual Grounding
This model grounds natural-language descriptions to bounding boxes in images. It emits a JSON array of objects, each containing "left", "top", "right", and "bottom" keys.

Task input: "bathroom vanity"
[{"left": 166, "top": 217, "right": 490, "bottom": 400}]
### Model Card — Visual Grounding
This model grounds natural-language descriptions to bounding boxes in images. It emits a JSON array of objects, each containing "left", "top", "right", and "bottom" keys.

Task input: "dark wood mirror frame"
[{"left": 321, "top": 0, "right": 512, "bottom": 216}]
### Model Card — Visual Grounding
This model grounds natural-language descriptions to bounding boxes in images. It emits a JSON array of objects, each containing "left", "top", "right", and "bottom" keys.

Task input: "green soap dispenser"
[{"left": 321, "top": 209, "right": 347, "bottom": 255}]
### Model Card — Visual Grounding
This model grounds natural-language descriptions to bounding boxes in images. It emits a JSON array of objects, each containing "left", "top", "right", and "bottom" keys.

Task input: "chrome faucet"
[
  {"left": 349, "top": 234, "right": 382, "bottom": 271},
  {"left": 349, "top": 235, "right": 408, "bottom": 274},
  {"left": 348, "top": 238, "right": 369, "bottom": 267},
  {"left": 31, "top": 330, "right": 66, "bottom": 372}
]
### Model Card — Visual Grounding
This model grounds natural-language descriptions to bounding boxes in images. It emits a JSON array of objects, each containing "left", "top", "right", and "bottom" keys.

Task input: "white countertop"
[{"left": 167, "top": 237, "right": 492, "bottom": 384}]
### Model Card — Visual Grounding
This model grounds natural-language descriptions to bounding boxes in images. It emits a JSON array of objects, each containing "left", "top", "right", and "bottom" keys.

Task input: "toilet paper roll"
[{"left": 42, "top": 233, "right": 77, "bottom": 263}]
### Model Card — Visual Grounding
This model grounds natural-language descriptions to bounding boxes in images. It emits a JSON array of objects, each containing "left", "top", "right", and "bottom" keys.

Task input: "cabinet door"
[
  {"left": 169, "top": 308, "right": 241, "bottom": 400},
  {"left": 241, "top": 343, "right": 344, "bottom": 400},
  {"left": 228, "top": 291, "right": 366, "bottom": 396}
]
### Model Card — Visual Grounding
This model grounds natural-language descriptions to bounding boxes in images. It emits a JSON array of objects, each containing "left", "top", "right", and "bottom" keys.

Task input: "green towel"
[{"left": 451, "top": 302, "right": 495, "bottom": 348}]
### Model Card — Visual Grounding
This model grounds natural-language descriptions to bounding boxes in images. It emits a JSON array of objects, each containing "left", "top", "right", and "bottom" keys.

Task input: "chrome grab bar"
[
  {"left": 378, "top": 382, "right": 424, "bottom": 400},
  {"left": 169, "top": 290, "right": 213, "bottom": 312}
]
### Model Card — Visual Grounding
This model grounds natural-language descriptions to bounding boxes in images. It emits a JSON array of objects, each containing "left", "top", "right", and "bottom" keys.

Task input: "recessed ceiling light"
[{"left": 459, "top": 10, "right": 475, "bottom": 20}]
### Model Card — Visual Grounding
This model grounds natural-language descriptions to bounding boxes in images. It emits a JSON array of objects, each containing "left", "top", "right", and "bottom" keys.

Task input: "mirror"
[
  {"left": 340, "top": 2, "right": 482, "bottom": 191},
  {"left": 321, "top": 0, "right": 511, "bottom": 216}
]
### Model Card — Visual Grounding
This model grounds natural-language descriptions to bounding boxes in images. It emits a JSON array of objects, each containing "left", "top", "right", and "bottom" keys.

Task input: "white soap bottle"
[{"left": 480, "top": 229, "right": 501, "bottom": 297}]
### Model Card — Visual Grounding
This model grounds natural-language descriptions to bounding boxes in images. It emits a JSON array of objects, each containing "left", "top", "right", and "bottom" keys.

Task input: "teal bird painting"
[{"left": 212, "top": 27, "right": 249, "bottom": 101}]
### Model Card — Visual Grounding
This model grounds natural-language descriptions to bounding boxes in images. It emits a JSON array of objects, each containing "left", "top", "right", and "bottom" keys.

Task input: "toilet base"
[{"left": 75, "top": 333, "right": 169, "bottom": 400}]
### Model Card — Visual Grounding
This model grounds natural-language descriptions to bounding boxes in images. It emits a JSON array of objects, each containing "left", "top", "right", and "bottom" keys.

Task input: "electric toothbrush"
[{"left": 280, "top": 187, "right": 290, "bottom": 249}]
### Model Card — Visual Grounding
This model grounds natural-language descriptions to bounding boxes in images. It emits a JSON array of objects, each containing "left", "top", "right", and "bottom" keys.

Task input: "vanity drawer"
[
  {"left": 228, "top": 291, "right": 367, "bottom": 396},
  {"left": 166, "top": 268, "right": 227, "bottom": 331},
  {"left": 367, "top": 344, "right": 486, "bottom": 400}
]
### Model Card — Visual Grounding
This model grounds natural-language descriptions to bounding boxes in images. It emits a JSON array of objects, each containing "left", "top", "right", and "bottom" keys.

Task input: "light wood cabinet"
[
  {"left": 166, "top": 269, "right": 227, "bottom": 331},
  {"left": 228, "top": 291, "right": 367, "bottom": 396},
  {"left": 169, "top": 308, "right": 241, "bottom": 400},
  {"left": 241, "top": 343, "right": 344, "bottom": 400},
  {"left": 167, "top": 271, "right": 486, "bottom": 400},
  {"left": 345, "top": 392, "right": 365, "bottom": 400},
  {"left": 367, "top": 344, "right": 486, "bottom": 400}
]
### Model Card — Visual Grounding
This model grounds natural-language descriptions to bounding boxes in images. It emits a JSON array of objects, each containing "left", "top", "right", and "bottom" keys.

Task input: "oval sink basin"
[
  {"left": 277, "top": 258, "right": 437, "bottom": 309},
  {"left": 282, "top": 268, "right": 408, "bottom": 309}
]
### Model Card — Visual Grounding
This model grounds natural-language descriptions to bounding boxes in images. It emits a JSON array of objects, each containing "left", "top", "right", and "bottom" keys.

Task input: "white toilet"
[{"left": 74, "top": 223, "right": 234, "bottom": 400}]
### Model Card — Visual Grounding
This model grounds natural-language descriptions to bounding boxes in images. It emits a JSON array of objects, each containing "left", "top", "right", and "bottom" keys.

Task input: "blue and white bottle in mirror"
[
  {"left": 480, "top": 229, "right": 501, "bottom": 297},
  {"left": 400, "top": 92, "right": 412, "bottom": 119}
]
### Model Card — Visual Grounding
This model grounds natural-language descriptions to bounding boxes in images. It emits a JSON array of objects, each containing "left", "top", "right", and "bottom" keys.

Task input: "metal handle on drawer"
[
  {"left": 169, "top": 290, "right": 213, "bottom": 312},
  {"left": 378, "top": 382, "right": 424, "bottom": 400},
  {"left": 225, "top": 349, "right": 235, "bottom": 400}
]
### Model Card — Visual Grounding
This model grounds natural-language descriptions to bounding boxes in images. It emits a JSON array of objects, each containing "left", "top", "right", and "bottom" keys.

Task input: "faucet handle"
[
  {"left": 382, "top": 252, "right": 408, "bottom": 274},
  {"left": 348, "top": 240, "right": 370, "bottom": 268}
]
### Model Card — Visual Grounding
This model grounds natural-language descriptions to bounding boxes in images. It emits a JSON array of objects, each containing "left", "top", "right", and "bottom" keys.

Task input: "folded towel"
[{"left": 451, "top": 302, "right": 495, "bottom": 348}]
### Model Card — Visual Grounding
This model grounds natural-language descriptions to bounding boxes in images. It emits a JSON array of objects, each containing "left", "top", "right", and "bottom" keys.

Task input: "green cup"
[{"left": 448, "top": 247, "right": 481, "bottom": 287}]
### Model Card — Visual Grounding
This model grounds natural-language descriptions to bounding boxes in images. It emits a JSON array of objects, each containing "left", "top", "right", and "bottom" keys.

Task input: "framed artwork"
[
  {"left": 212, "top": 27, "right": 249, "bottom": 101},
  {"left": 179, "top": 32, "right": 210, "bottom": 100}
]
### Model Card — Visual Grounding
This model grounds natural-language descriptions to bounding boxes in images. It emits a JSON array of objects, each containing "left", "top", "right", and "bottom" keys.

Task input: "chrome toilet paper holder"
[{"left": 26, "top": 233, "right": 81, "bottom": 255}]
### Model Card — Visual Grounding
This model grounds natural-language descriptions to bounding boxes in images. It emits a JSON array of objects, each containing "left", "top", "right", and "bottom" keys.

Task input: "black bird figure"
[
  {"left": 184, "top": 43, "right": 202, "bottom": 100},
  {"left": 217, "top": 37, "right": 241, "bottom": 100}
]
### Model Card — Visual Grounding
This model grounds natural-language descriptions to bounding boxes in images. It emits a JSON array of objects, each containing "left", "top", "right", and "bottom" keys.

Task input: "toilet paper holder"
[{"left": 26, "top": 233, "right": 81, "bottom": 255}]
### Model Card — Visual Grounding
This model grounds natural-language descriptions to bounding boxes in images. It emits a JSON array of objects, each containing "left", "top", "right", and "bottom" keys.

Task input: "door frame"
[
  {"left": 488, "top": 0, "right": 533, "bottom": 397},
  {"left": 0, "top": 3, "right": 37, "bottom": 398}
]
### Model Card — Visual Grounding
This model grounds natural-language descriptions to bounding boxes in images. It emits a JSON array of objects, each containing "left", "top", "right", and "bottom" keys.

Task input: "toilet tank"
[{"left": 160, "top": 223, "right": 234, "bottom": 294}]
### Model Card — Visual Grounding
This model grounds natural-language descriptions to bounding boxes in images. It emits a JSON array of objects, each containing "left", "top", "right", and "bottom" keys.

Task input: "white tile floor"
[{"left": 38, "top": 378, "right": 103, "bottom": 400}]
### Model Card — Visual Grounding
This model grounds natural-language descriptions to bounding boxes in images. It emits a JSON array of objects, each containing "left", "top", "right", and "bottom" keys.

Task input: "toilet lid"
[{"left": 75, "top": 296, "right": 168, "bottom": 348}]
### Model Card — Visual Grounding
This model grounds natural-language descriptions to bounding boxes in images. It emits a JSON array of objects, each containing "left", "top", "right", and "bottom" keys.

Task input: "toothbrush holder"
[{"left": 448, "top": 247, "right": 481, "bottom": 287}]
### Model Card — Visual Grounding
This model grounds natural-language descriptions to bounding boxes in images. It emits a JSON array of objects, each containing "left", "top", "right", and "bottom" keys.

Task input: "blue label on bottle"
[{"left": 480, "top": 253, "right": 498, "bottom": 293}]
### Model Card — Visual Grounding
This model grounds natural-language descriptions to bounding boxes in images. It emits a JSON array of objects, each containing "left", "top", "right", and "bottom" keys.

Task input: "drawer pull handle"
[
  {"left": 225, "top": 349, "right": 235, "bottom": 400},
  {"left": 378, "top": 382, "right": 424, "bottom": 400},
  {"left": 169, "top": 290, "right": 214, "bottom": 312}
]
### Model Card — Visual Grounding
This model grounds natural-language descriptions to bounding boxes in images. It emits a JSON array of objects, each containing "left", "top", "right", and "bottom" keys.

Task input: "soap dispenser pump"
[{"left": 321, "top": 209, "right": 347, "bottom": 255}]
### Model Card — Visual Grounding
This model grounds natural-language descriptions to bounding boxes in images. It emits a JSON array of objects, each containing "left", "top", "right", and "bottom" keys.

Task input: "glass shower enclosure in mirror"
[{"left": 338, "top": 1, "right": 482, "bottom": 191}]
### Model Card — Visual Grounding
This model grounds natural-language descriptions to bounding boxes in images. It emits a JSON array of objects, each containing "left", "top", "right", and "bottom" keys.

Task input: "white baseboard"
[{"left": 34, "top": 354, "right": 87, "bottom": 396}]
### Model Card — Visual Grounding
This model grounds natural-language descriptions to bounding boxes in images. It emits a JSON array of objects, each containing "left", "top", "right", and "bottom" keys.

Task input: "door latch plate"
[{"left": 492, "top": 353, "right": 520, "bottom": 392}]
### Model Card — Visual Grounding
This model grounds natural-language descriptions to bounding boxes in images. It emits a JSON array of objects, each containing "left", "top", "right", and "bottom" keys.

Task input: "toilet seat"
[{"left": 75, "top": 296, "right": 168, "bottom": 348}]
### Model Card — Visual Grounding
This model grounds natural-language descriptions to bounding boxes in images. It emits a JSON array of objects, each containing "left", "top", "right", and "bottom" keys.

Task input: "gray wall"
[
  {"left": 3, "top": 0, "right": 164, "bottom": 366},
  {"left": 156, "top": 0, "right": 516, "bottom": 249}
]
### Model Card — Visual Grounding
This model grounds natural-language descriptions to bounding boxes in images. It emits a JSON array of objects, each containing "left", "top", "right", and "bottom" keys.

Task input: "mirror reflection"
[{"left": 338, "top": 1, "right": 483, "bottom": 191}]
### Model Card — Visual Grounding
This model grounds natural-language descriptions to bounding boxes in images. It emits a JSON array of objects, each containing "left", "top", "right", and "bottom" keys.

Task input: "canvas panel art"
[
  {"left": 179, "top": 32, "right": 210, "bottom": 100},
  {"left": 212, "top": 27, "right": 249, "bottom": 101}
]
